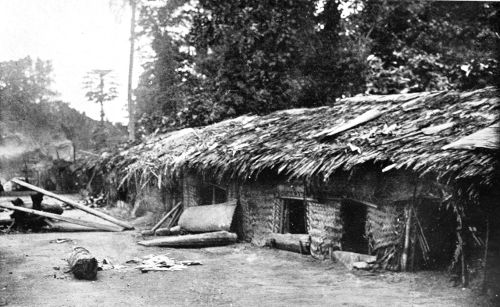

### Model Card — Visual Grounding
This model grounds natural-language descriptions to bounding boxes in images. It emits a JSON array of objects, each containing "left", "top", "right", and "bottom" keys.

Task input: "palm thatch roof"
[{"left": 93, "top": 87, "right": 499, "bottom": 189}]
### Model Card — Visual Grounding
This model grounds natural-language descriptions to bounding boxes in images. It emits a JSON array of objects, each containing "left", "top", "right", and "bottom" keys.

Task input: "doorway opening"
[
  {"left": 340, "top": 200, "right": 368, "bottom": 254},
  {"left": 282, "top": 199, "right": 307, "bottom": 234}
]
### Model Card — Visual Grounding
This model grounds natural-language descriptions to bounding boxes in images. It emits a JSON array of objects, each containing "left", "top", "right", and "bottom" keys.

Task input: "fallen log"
[
  {"left": 155, "top": 225, "right": 181, "bottom": 236},
  {"left": 0, "top": 202, "right": 123, "bottom": 232},
  {"left": 68, "top": 247, "right": 98, "bottom": 280},
  {"left": 137, "top": 231, "right": 237, "bottom": 247},
  {"left": 267, "top": 233, "right": 311, "bottom": 254},
  {"left": 11, "top": 179, "right": 133, "bottom": 230},
  {"left": 141, "top": 230, "right": 155, "bottom": 236}
]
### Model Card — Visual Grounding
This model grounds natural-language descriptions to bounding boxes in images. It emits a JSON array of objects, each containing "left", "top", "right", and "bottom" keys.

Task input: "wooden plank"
[
  {"left": 177, "top": 201, "right": 236, "bottom": 233},
  {"left": 11, "top": 179, "right": 133, "bottom": 230},
  {"left": 151, "top": 202, "right": 182, "bottom": 232},
  {"left": 137, "top": 231, "right": 237, "bottom": 247},
  {"left": 0, "top": 202, "right": 123, "bottom": 232},
  {"left": 442, "top": 122, "right": 499, "bottom": 150}
]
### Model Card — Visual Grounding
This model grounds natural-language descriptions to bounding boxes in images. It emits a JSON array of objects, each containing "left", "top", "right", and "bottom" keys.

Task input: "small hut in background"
[{"left": 84, "top": 87, "right": 499, "bottom": 278}]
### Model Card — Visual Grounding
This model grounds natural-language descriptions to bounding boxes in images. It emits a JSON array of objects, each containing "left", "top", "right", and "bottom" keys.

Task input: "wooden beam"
[
  {"left": 278, "top": 196, "right": 317, "bottom": 202},
  {"left": 344, "top": 198, "right": 378, "bottom": 209},
  {"left": 11, "top": 179, "right": 134, "bottom": 230},
  {"left": 0, "top": 202, "right": 123, "bottom": 232}
]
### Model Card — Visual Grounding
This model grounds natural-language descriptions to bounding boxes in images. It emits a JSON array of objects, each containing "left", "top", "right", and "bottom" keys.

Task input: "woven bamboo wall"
[
  {"left": 306, "top": 200, "right": 343, "bottom": 259},
  {"left": 365, "top": 203, "right": 405, "bottom": 269},
  {"left": 238, "top": 181, "right": 278, "bottom": 245},
  {"left": 182, "top": 174, "right": 200, "bottom": 208}
]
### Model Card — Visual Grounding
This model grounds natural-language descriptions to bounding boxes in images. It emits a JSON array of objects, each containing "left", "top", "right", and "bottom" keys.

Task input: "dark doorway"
[
  {"left": 199, "top": 182, "right": 227, "bottom": 205},
  {"left": 282, "top": 199, "right": 307, "bottom": 234},
  {"left": 340, "top": 200, "right": 368, "bottom": 254}
]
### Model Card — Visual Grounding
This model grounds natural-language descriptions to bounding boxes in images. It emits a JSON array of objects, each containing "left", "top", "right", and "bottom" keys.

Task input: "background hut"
[{"left": 82, "top": 87, "right": 499, "bottom": 278}]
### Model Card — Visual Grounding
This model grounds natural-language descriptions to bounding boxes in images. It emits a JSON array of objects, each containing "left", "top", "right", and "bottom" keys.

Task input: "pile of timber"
[{"left": 0, "top": 179, "right": 133, "bottom": 232}]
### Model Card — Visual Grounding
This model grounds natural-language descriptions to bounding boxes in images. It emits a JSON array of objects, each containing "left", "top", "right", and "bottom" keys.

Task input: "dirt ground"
[
  {"left": 0, "top": 194, "right": 491, "bottom": 306},
  {"left": 0, "top": 229, "right": 488, "bottom": 307}
]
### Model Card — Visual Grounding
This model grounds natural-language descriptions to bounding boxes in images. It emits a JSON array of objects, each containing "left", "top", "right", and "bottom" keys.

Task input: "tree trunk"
[
  {"left": 137, "top": 231, "right": 237, "bottom": 247},
  {"left": 127, "top": 0, "right": 136, "bottom": 141},
  {"left": 68, "top": 247, "right": 98, "bottom": 280}
]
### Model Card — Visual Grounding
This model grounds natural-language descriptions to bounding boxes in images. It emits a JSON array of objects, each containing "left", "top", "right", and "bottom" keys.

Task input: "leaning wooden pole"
[
  {"left": 151, "top": 202, "right": 182, "bottom": 233},
  {"left": 482, "top": 217, "right": 490, "bottom": 292},
  {"left": 11, "top": 179, "right": 133, "bottom": 230},
  {"left": 401, "top": 204, "right": 412, "bottom": 271},
  {"left": 0, "top": 202, "right": 123, "bottom": 232}
]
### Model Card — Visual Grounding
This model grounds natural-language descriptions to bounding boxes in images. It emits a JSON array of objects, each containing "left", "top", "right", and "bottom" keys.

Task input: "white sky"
[{"left": 0, "top": 0, "right": 137, "bottom": 124}]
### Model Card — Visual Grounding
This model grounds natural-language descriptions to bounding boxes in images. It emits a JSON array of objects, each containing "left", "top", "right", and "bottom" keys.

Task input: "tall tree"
[{"left": 82, "top": 70, "right": 118, "bottom": 124}]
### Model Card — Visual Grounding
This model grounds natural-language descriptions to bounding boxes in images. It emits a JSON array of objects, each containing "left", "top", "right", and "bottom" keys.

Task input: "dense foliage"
[{"left": 134, "top": 0, "right": 499, "bottom": 133}]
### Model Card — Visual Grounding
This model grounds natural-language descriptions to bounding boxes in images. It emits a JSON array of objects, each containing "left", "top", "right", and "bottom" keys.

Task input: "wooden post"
[
  {"left": 482, "top": 217, "right": 490, "bottom": 292},
  {"left": 409, "top": 215, "right": 417, "bottom": 272},
  {"left": 401, "top": 204, "right": 412, "bottom": 271},
  {"left": 11, "top": 179, "right": 133, "bottom": 230}
]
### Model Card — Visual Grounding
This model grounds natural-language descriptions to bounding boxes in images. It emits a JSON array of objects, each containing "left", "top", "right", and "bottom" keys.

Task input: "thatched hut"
[{"left": 87, "top": 87, "right": 499, "bottom": 275}]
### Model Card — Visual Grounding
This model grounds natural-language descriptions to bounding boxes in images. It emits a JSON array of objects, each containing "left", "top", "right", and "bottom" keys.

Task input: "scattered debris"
[
  {"left": 136, "top": 254, "right": 201, "bottom": 273},
  {"left": 332, "top": 251, "right": 377, "bottom": 270},
  {"left": 67, "top": 247, "right": 98, "bottom": 280},
  {"left": 97, "top": 258, "right": 127, "bottom": 271}
]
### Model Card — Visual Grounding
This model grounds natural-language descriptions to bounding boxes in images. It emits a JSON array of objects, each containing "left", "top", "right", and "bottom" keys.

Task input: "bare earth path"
[{"left": 0, "top": 231, "right": 483, "bottom": 307}]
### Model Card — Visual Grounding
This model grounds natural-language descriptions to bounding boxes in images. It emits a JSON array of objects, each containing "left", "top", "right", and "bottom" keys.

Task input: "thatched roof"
[{"left": 97, "top": 87, "right": 499, "bottom": 188}]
